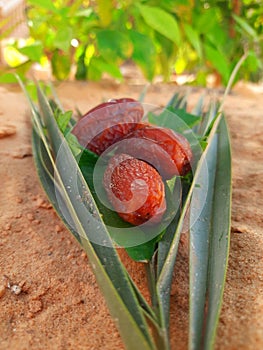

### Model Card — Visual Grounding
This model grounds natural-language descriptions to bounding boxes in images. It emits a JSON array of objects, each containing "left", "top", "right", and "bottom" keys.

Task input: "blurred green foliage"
[{"left": 1, "top": 0, "right": 263, "bottom": 85}]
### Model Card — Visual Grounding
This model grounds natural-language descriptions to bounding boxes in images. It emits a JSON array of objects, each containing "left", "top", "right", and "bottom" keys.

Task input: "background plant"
[{"left": 1, "top": 0, "right": 263, "bottom": 85}]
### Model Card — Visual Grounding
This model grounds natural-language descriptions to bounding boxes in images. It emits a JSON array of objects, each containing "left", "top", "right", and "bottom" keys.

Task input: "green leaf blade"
[
  {"left": 129, "top": 30, "right": 156, "bottom": 81},
  {"left": 204, "top": 44, "right": 230, "bottom": 84},
  {"left": 51, "top": 50, "right": 71, "bottom": 80},
  {"left": 53, "top": 27, "right": 73, "bottom": 51},
  {"left": 56, "top": 110, "right": 73, "bottom": 133},
  {"left": 96, "top": 30, "right": 132, "bottom": 61},
  {"left": 204, "top": 115, "right": 231, "bottom": 350},
  {"left": 189, "top": 135, "right": 218, "bottom": 350},
  {"left": 34, "top": 84, "right": 157, "bottom": 349},
  {"left": 18, "top": 42, "right": 44, "bottom": 62},
  {"left": 32, "top": 126, "right": 154, "bottom": 350},
  {"left": 233, "top": 14, "right": 258, "bottom": 39},
  {"left": 156, "top": 102, "right": 231, "bottom": 350},
  {"left": 137, "top": 4, "right": 181, "bottom": 45},
  {"left": 32, "top": 127, "right": 81, "bottom": 243},
  {"left": 184, "top": 23, "right": 202, "bottom": 59}
]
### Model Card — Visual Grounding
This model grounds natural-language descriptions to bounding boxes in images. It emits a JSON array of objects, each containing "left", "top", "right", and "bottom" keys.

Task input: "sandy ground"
[{"left": 0, "top": 80, "right": 263, "bottom": 350}]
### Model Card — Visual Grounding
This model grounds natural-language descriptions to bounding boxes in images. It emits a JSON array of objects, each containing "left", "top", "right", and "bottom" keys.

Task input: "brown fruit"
[
  {"left": 116, "top": 124, "right": 193, "bottom": 179},
  {"left": 72, "top": 98, "right": 144, "bottom": 155},
  {"left": 103, "top": 153, "right": 166, "bottom": 226}
]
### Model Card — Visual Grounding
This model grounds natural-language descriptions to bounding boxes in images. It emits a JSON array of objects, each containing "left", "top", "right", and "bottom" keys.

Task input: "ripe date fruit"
[
  {"left": 72, "top": 98, "right": 144, "bottom": 155},
  {"left": 116, "top": 124, "right": 193, "bottom": 179},
  {"left": 103, "top": 153, "right": 166, "bottom": 226}
]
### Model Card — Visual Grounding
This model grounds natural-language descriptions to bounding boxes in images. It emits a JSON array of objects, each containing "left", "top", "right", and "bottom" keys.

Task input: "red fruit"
[
  {"left": 116, "top": 124, "right": 193, "bottom": 179},
  {"left": 72, "top": 98, "right": 144, "bottom": 155},
  {"left": 103, "top": 153, "right": 166, "bottom": 226}
]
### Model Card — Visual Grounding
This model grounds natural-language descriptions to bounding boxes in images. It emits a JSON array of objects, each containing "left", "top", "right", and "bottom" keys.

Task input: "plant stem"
[
  {"left": 145, "top": 260, "right": 171, "bottom": 350},
  {"left": 220, "top": 50, "right": 248, "bottom": 113},
  {"left": 146, "top": 260, "right": 158, "bottom": 311}
]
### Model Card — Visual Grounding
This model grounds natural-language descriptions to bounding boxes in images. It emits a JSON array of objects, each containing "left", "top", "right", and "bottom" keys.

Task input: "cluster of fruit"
[{"left": 72, "top": 98, "right": 192, "bottom": 226}]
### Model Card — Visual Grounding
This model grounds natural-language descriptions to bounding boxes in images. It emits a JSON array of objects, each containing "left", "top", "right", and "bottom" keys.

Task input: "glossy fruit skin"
[
  {"left": 116, "top": 123, "right": 193, "bottom": 179},
  {"left": 103, "top": 153, "right": 166, "bottom": 226},
  {"left": 72, "top": 98, "right": 144, "bottom": 155}
]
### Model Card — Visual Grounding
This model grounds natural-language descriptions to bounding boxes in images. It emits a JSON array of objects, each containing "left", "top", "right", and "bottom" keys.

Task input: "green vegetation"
[{"left": 1, "top": 0, "right": 263, "bottom": 85}]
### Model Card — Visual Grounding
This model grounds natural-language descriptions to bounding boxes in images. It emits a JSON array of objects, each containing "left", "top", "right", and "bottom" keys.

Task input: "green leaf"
[
  {"left": 171, "top": 108, "right": 201, "bottom": 128},
  {"left": 156, "top": 103, "right": 230, "bottom": 349},
  {"left": 137, "top": 4, "right": 181, "bottom": 46},
  {"left": 204, "top": 44, "right": 230, "bottom": 84},
  {"left": 197, "top": 100, "right": 219, "bottom": 137},
  {"left": 125, "top": 238, "right": 157, "bottom": 262},
  {"left": 17, "top": 74, "right": 158, "bottom": 349},
  {"left": 148, "top": 106, "right": 201, "bottom": 135},
  {"left": 195, "top": 8, "right": 218, "bottom": 35},
  {"left": 87, "top": 58, "right": 102, "bottom": 81},
  {"left": 156, "top": 176, "right": 183, "bottom": 278},
  {"left": 189, "top": 134, "right": 218, "bottom": 350},
  {"left": 32, "top": 128, "right": 81, "bottom": 243},
  {"left": 18, "top": 42, "right": 44, "bottom": 62},
  {"left": 156, "top": 215, "right": 183, "bottom": 333},
  {"left": 75, "top": 46, "right": 87, "bottom": 80},
  {"left": 27, "top": 0, "right": 57, "bottom": 12},
  {"left": 32, "top": 127, "right": 154, "bottom": 350},
  {"left": 97, "top": 0, "right": 113, "bottom": 27},
  {"left": 55, "top": 110, "right": 73, "bottom": 134},
  {"left": 156, "top": 210, "right": 181, "bottom": 279},
  {"left": 33, "top": 83, "right": 157, "bottom": 350},
  {"left": 203, "top": 116, "right": 231, "bottom": 349},
  {"left": 96, "top": 30, "right": 132, "bottom": 61},
  {"left": 66, "top": 133, "right": 83, "bottom": 157},
  {"left": 53, "top": 27, "right": 73, "bottom": 52},
  {"left": 68, "top": 0, "right": 87, "bottom": 17},
  {"left": 166, "top": 92, "right": 188, "bottom": 110},
  {"left": 25, "top": 81, "right": 51, "bottom": 102},
  {"left": 51, "top": 50, "right": 71, "bottom": 80},
  {"left": 89, "top": 56, "right": 123, "bottom": 80},
  {"left": 206, "top": 22, "right": 228, "bottom": 51},
  {"left": 129, "top": 30, "right": 156, "bottom": 81},
  {"left": 245, "top": 50, "right": 262, "bottom": 73},
  {"left": 191, "top": 95, "right": 205, "bottom": 118},
  {"left": 0, "top": 72, "right": 19, "bottom": 83},
  {"left": 233, "top": 14, "right": 258, "bottom": 40},
  {"left": 184, "top": 23, "right": 202, "bottom": 59}
]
